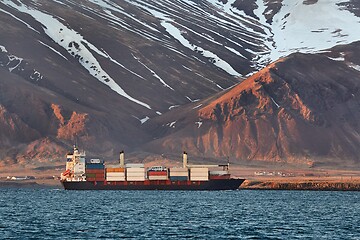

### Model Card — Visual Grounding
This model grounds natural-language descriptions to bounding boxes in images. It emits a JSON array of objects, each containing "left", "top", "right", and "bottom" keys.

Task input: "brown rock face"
[
  {"left": 144, "top": 51, "right": 360, "bottom": 166},
  {"left": 51, "top": 104, "right": 88, "bottom": 140}
]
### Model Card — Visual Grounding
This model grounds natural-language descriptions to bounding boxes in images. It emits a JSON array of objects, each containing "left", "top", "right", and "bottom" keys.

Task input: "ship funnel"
[
  {"left": 120, "top": 151, "right": 125, "bottom": 167},
  {"left": 183, "top": 151, "right": 188, "bottom": 168}
]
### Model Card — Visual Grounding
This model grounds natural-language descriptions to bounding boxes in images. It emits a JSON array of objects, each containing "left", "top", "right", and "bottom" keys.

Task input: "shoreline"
[{"left": 239, "top": 177, "right": 360, "bottom": 191}]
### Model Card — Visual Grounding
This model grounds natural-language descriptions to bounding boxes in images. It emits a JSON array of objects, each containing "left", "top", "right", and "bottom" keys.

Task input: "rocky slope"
[{"left": 143, "top": 42, "right": 360, "bottom": 167}]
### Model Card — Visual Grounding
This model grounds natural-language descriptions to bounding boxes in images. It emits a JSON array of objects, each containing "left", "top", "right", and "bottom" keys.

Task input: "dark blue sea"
[{"left": 0, "top": 189, "right": 359, "bottom": 239}]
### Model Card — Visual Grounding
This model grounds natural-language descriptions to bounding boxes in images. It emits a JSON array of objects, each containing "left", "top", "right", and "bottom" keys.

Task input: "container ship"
[{"left": 60, "top": 146, "right": 245, "bottom": 190}]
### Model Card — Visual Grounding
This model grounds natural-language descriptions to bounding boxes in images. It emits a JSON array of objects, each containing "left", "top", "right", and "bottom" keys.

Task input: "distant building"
[{"left": 9, "top": 176, "right": 35, "bottom": 181}]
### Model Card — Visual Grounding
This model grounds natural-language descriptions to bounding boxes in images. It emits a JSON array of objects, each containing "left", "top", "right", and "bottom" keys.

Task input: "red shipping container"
[
  {"left": 86, "top": 169, "right": 104, "bottom": 174},
  {"left": 148, "top": 171, "right": 167, "bottom": 176}
]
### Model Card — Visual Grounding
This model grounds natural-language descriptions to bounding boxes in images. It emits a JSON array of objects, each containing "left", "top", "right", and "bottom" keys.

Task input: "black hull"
[{"left": 61, "top": 179, "right": 245, "bottom": 190}]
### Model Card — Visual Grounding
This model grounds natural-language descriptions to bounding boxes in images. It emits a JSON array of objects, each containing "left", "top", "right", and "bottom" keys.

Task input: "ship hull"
[{"left": 61, "top": 179, "right": 245, "bottom": 190}]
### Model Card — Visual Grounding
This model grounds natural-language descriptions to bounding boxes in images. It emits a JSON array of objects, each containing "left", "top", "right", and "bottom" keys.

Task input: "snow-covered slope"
[{"left": 1, "top": 0, "right": 360, "bottom": 165}]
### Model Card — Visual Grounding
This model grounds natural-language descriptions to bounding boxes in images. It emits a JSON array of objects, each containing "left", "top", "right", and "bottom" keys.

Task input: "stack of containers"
[
  {"left": 190, "top": 168, "right": 209, "bottom": 181},
  {"left": 106, "top": 166, "right": 125, "bottom": 181},
  {"left": 126, "top": 163, "right": 145, "bottom": 181},
  {"left": 85, "top": 159, "right": 105, "bottom": 181},
  {"left": 209, "top": 170, "right": 230, "bottom": 180},
  {"left": 148, "top": 169, "right": 168, "bottom": 180},
  {"left": 169, "top": 168, "right": 189, "bottom": 181}
]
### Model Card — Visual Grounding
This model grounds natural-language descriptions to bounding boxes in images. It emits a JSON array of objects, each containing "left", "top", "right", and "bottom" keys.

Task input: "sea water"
[{"left": 0, "top": 189, "right": 359, "bottom": 239}]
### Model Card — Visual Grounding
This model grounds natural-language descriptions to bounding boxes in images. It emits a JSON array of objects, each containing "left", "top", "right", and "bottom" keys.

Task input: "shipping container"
[
  {"left": 126, "top": 168, "right": 145, "bottom": 173},
  {"left": 190, "top": 173, "right": 208, "bottom": 177},
  {"left": 85, "top": 173, "right": 96, "bottom": 178},
  {"left": 169, "top": 168, "right": 188, "bottom": 172},
  {"left": 148, "top": 171, "right": 167, "bottom": 176},
  {"left": 126, "top": 168, "right": 145, "bottom": 177},
  {"left": 169, "top": 176, "right": 188, "bottom": 181},
  {"left": 126, "top": 163, "right": 144, "bottom": 168},
  {"left": 126, "top": 174, "right": 145, "bottom": 178},
  {"left": 106, "top": 177, "right": 126, "bottom": 181},
  {"left": 126, "top": 177, "right": 145, "bottom": 181},
  {"left": 106, "top": 168, "right": 125, "bottom": 173},
  {"left": 106, "top": 172, "right": 125, "bottom": 177},
  {"left": 86, "top": 164, "right": 105, "bottom": 169},
  {"left": 190, "top": 168, "right": 208, "bottom": 180},
  {"left": 169, "top": 171, "right": 188, "bottom": 177},
  {"left": 190, "top": 176, "right": 208, "bottom": 181},
  {"left": 190, "top": 168, "right": 209, "bottom": 172},
  {"left": 148, "top": 176, "right": 168, "bottom": 180},
  {"left": 85, "top": 169, "right": 105, "bottom": 174}
]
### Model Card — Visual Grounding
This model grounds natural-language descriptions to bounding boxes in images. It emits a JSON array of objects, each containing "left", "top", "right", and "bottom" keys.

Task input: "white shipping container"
[
  {"left": 126, "top": 177, "right": 145, "bottom": 181},
  {"left": 126, "top": 164, "right": 145, "bottom": 168},
  {"left": 126, "top": 169, "right": 145, "bottom": 175},
  {"left": 148, "top": 176, "right": 168, "bottom": 180},
  {"left": 190, "top": 168, "right": 208, "bottom": 172},
  {"left": 127, "top": 174, "right": 145, "bottom": 178},
  {"left": 169, "top": 172, "right": 189, "bottom": 177},
  {"left": 126, "top": 168, "right": 145, "bottom": 173},
  {"left": 190, "top": 176, "right": 208, "bottom": 181},
  {"left": 106, "top": 172, "right": 125, "bottom": 177},
  {"left": 126, "top": 172, "right": 145, "bottom": 175},
  {"left": 190, "top": 168, "right": 208, "bottom": 177},
  {"left": 190, "top": 173, "right": 208, "bottom": 177},
  {"left": 106, "top": 177, "right": 126, "bottom": 181},
  {"left": 169, "top": 168, "right": 188, "bottom": 172}
]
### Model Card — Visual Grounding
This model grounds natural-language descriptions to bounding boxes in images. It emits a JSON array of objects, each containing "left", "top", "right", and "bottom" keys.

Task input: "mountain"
[
  {"left": 142, "top": 41, "right": 360, "bottom": 167},
  {"left": 0, "top": 0, "right": 360, "bottom": 167}
]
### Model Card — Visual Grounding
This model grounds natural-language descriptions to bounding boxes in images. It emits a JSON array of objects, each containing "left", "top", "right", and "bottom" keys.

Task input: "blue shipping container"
[
  {"left": 169, "top": 176, "right": 188, "bottom": 181},
  {"left": 86, "top": 164, "right": 105, "bottom": 169}
]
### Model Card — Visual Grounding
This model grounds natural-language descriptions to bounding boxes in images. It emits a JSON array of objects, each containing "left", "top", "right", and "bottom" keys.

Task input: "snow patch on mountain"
[
  {"left": 0, "top": 47, "right": 6, "bottom": 53},
  {"left": 348, "top": 63, "right": 360, "bottom": 72},
  {"left": 193, "top": 104, "right": 203, "bottom": 109},
  {"left": 132, "top": 54, "right": 174, "bottom": 90},
  {"left": 0, "top": 8, "right": 40, "bottom": 34},
  {"left": 0, "top": 45, "right": 24, "bottom": 72},
  {"left": 127, "top": 0, "right": 241, "bottom": 76},
  {"left": 140, "top": 116, "right": 150, "bottom": 124},
  {"left": 268, "top": 0, "right": 360, "bottom": 61},
  {"left": 3, "top": 0, "right": 151, "bottom": 110},
  {"left": 38, "top": 41, "right": 68, "bottom": 60},
  {"left": 168, "top": 121, "right": 176, "bottom": 128}
]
